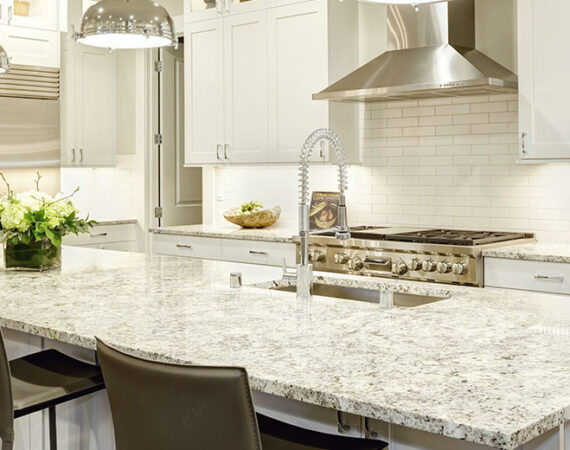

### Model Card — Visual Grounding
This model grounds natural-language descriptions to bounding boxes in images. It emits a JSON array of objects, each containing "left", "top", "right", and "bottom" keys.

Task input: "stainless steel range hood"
[{"left": 313, "top": 0, "right": 517, "bottom": 102}]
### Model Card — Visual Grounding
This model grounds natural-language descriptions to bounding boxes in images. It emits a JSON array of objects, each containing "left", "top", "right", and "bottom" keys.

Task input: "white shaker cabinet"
[
  {"left": 184, "top": 0, "right": 359, "bottom": 165},
  {"left": 184, "top": 18, "right": 225, "bottom": 164},
  {"left": 267, "top": 1, "right": 328, "bottom": 163},
  {"left": 61, "top": 40, "right": 116, "bottom": 167},
  {"left": 518, "top": 0, "right": 570, "bottom": 160}
]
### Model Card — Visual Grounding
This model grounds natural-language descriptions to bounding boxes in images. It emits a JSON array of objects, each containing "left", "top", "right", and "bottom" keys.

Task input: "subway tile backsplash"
[{"left": 215, "top": 94, "right": 570, "bottom": 243}]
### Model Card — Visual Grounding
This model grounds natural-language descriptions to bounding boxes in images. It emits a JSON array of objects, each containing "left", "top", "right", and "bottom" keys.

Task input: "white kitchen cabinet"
[
  {"left": 60, "top": 39, "right": 116, "bottom": 167},
  {"left": 184, "top": 18, "right": 225, "bottom": 165},
  {"left": 223, "top": 10, "right": 268, "bottom": 163},
  {"left": 184, "top": 0, "right": 267, "bottom": 23},
  {"left": 152, "top": 233, "right": 223, "bottom": 260},
  {"left": 0, "top": 24, "right": 59, "bottom": 67},
  {"left": 485, "top": 257, "right": 570, "bottom": 295},
  {"left": 184, "top": 0, "right": 359, "bottom": 165},
  {"left": 221, "top": 239, "right": 296, "bottom": 266},
  {"left": 63, "top": 223, "right": 137, "bottom": 252},
  {"left": 1, "top": 0, "right": 60, "bottom": 31},
  {"left": 518, "top": 0, "right": 570, "bottom": 161}
]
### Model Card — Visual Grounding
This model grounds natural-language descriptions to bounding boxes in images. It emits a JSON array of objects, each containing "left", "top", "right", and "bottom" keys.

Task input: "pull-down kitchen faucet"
[{"left": 297, "top": 129, "right": 350, "bottom": 300}]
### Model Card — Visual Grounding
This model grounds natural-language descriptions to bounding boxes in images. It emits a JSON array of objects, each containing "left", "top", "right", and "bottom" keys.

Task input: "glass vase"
[{"left": 4, "top": 239, "right": 61, "bottom": 271}]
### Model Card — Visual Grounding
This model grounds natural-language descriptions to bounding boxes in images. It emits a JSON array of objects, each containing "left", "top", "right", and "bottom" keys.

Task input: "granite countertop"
[
  {"left": 483, "top": 243, "right": 570, "bottom": 264},
  {"left": 1, "top": 248, "right": 570, "bottom": 450},
  {"left": 149, "top": 224, "right": 296, "bottom": 243},
  {"left": 95, "top": 219, "right": 138, "bottom": 226}
]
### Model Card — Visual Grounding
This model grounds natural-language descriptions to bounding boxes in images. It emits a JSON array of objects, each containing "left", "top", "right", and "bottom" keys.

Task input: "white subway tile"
[
  {"left": 453, "top": 113, "right": 489, "bottom": 124},
  {"left": 436, "top": 104, "right": 470, "bottom": 115},
  {"left": 420, "top": 115, "right": 453, "bottom": 126},
  {"left": 403, "top": 106, "right": 435, "bottom": 117},
  {"left": 470, "top": 102, "right": 508, "bottom": 113}
]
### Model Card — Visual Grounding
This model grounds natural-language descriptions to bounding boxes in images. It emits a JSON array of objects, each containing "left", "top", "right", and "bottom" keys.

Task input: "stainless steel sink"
[{"left": 266, "top": 283, "right": 446, "bottom": 308}]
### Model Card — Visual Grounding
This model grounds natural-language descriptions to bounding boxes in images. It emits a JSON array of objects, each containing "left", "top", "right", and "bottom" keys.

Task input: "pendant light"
[
  {"left": 0, "top": 45, "right": 9, "bottom": 74},
  {"left": 76, "top": 0, "right": 176, "bottom": 50}
]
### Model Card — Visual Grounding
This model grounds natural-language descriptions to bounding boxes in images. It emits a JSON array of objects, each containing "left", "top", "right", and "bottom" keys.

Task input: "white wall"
[{"left": 0, "top": 168, "right": 60, "bottom": 196}]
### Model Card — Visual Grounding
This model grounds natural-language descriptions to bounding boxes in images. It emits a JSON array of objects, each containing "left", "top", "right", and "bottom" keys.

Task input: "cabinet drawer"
[
  {"left": 221, "top": 239, "right": 296, "bottom": 266},
  {"left": 80, "top": 241, "right": 136, "bottom": 252},
  {"left": 63, "top": 224, "right": 135, "bottom": 246},
  {"left": 485, "top": 257, "right": 570, "bottom": 295},
  {"left": 152, "top": 234, "right": 222, "bottom": 260}
]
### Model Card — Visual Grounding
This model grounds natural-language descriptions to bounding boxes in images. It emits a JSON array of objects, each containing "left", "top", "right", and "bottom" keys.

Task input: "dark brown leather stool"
[
  {"left": 96, "top": 338, "right": 388, "bottom": 450},
  {"left": 0, "top": 330, "right": 105, "bottom": 450}
]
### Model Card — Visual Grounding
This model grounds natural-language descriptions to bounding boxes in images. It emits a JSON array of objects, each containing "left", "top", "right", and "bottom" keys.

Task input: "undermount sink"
[{"left": 265, "top": 282, "right": 447, "bottom": 308}]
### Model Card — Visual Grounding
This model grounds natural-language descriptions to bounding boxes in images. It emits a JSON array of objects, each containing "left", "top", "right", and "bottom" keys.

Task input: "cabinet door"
[
  {"left": 267, "top": 0, "right": 328, "bottom": 163},
  {"left": 0, "top": 24, "right": 59, "bottom": 67},
  {"left": 3, "top": 0, "right": 59, "bottom": 31},
  {"left": 184, "top": 19, "right": 226, "bottom": 164},
  {"left": 75, "top": 45, "right": 116, "bottom": 166},
  {"left": 223, "top": 11, "right": 268, "bottom": 163},
  {"left": 519, "top": 0, "right": 570, "bottom": 160},
  {"left": 60, "top": 38, "right": 77, "bottom": 167}
]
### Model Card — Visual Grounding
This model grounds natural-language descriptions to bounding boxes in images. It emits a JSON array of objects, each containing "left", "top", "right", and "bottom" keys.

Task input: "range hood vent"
[
  {"left": 0, "top": 65, "right": 60, "bottom": 100},
  {"left": 314, "top": 0, "right": 517, "bottom": 102}
]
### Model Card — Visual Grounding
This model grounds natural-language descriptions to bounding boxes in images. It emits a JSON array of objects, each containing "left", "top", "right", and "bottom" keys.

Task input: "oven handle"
[
  {"left": 534, "top": 274, "right": 564, "bottom": 282},
  {"left": 364, "top": 257, "right": 391, "bottom": 271}
]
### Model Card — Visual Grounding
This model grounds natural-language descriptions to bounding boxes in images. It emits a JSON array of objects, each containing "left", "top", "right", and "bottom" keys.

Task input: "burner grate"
[{"left": 384, "top": 229, "right": 527, "bottom": 246}]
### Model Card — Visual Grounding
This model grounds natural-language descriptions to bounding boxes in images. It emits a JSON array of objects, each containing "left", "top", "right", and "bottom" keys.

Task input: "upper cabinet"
[
  {"left": 0, "top": 0, "right": 60, "bottom": 67},
  {"left": 185, "top": 0, "right": 267, "bottom": 22},
  {"left": 184, "top": 0, "right": 360, "bottom": 165},
  {"left": 518, "top": 0, "right": 570, "bottom": 161}
]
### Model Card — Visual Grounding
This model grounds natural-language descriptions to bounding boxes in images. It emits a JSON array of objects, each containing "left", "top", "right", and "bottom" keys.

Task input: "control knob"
[
  {"left": 348, "top": 257, "right": 364, "bottom": 271},
  {"left": 408, "top": 258, "right": 421, "bottom": 271},
  {"left": 452, "top": 262, "right": 468, "bottom": 275},
  {"left": 334, "top": 253, "right": 349, "bottom": 265},
  {"left": 392, "top": 260, "right": 408, "bottom": 276},
  {"left": 308, "top": 250, "right": 325, "bottom": 263},
  {"left": 437, "top": 260, "right": 452, "bottom": 274},
  {"left": 422, "top": 259, "right": 437, "bottom": 272}
]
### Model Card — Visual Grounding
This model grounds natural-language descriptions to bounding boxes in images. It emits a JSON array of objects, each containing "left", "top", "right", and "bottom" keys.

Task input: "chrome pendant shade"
[
  {"left": 0, "top": 45, "right": 9, "bottom": 74},
  {"left": 77, "top": 0, "right": 176, "bottom": 50}
]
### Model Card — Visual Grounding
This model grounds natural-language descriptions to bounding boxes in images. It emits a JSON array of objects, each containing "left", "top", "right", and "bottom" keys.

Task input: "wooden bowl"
[{"left": 223, "top": 206, "right": 281, "bottom": 228}]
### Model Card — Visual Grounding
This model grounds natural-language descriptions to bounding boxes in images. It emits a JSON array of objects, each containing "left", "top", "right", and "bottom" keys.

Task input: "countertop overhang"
[{"left": 0, "top": 247, "right": 569, "bottom": 450}]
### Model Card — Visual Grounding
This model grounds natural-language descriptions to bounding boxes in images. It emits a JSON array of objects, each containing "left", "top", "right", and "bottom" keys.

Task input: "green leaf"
[{"left": 45, "top": 228, "right": 62, "bottom": 248}]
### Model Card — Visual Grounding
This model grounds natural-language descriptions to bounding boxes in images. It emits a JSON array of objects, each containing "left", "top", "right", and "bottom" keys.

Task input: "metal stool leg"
[{"left": 48, "top": 406, "right": 57, "bottom": 450}]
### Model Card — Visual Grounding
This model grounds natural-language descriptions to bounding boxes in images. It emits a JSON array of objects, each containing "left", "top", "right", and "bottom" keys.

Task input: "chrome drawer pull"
[
  {"left": 90, "top": 232, "right": 108, "bottom": 238},
  {"left": 534, "top": 274, "right": 564, "bottom": 282},
  {"left": 249, "top": 251, "right": 268, "bottom": 256},
  {"left": 176, "top": 244, "right": 193, "bottom": 250}
]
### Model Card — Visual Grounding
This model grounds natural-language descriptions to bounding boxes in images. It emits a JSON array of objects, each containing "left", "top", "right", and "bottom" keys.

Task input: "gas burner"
[{"left": 384, "top": 229, "right": 528, "bottom": 246}]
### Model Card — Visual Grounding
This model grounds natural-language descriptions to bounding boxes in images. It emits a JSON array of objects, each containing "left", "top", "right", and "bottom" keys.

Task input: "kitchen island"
[{"left": 1, "top": 247, "right": 569, "bottom": 450}]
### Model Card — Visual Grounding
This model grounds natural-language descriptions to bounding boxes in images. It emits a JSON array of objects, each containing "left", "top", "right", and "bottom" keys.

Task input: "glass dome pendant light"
[
  {"left": 76, "top": 0, "right": 176, "bottom": 50},
  {"left": 0, "top": 44, "right": 9, "bottom": 74}
]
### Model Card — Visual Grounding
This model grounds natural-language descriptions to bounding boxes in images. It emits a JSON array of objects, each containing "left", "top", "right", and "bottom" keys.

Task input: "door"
[
  {"left": 60, "top": 38, "right": 76, "bottom": 166},
  {"left": 184, "top": 18, "right": 226, "bottom": 164},
  {"left": 75, "top": 44, "right": 116, "bottom": 166},
  {"left": 519, "top": 0, "right": 570, "bottom": 160},
  {"left": 267, "top": 0, "right": 328, "bottom": 162},
  {"left": 159, "top": 46, "right": 203, "bottom": 227},
  {"left": 223, "top": 11, "right": 268, "bottom": 163},
  {"left": 0, "top": 24, "right": 59, "bottom": 67}
]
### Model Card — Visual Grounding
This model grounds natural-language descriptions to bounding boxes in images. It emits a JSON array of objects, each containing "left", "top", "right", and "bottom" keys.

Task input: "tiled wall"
[
  {"left": 216, "top": 94, "right": 570, "bottom": 243},
  {"left": 60, "top": 154, "right": 138, "bottom": 221}
]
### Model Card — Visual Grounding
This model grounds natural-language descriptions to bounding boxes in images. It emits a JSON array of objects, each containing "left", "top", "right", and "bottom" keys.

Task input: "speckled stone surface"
[
  {"left": 1, "top": 247, "right": 569, "bottom": 449},
  {"left": 484, "top": 243, "right": 570, "bottom": 264},
  {"left": 150, "top": 224, "right": 296, "bottom": 243},
  {"left": 95, "top": 219, "right": 137, "bottom": 226}
]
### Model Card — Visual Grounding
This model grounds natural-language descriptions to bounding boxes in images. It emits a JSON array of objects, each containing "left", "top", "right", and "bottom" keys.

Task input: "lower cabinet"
[
  {"left": 152, "top": 233, "right": 297, "bottom": 267},
  {"left": 484, "top": 258, "right": 570, "bottom": 295},
  {"left": 63, "top": 223, "right": 137, "bottom": 253}
]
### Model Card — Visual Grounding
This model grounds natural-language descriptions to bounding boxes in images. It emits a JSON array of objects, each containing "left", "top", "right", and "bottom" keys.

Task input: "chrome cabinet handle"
[
  {"left": 521, "top": 132, "right": 527, "bottom": 155},
  {"left": 176, "top": 244, "right": 193, "bottom": 249},
  {"left": 71, "top": 148, "right": 75, "bottom": 163},
  {"left": 7, "top": 4, "right": 12, "bottom": 24},
  {"left": 90, "top": 232, "right": 108, "bottom": 238},
  {"left": 224, "top": 143, "right": 231, "bottom": 160},
  {"left": 79, "top": 148, "right": 83, "bottom": 163},
  {"left": 216, "top": 144, "right": 222, "bottom": 160},
  {"left": 534, "top": 274, "right": 564, "bottom": 282},
  {"left": 249, "top": 250, "right": 268, "bottom": 256}
]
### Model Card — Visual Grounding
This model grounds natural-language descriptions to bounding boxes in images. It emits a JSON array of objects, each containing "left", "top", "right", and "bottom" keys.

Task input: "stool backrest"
[
  {"left": 96, "top": 339, "right": 262, "bottom": 450},
  {"left": 0, "top": 330, "right": 14, "bottom": 450}
]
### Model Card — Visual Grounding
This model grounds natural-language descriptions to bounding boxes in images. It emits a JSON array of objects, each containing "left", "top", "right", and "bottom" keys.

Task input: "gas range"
[{"left": 300, "top": 226, "right": 535, "bottom": 286}]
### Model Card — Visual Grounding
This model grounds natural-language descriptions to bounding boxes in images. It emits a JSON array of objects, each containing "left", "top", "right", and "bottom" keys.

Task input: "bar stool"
[
  {"left": 0, "top": 330, "right": 105, "bottom": 450},
  {"left": 96, "top": 338, "right": 388, "bottom": 450}
]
